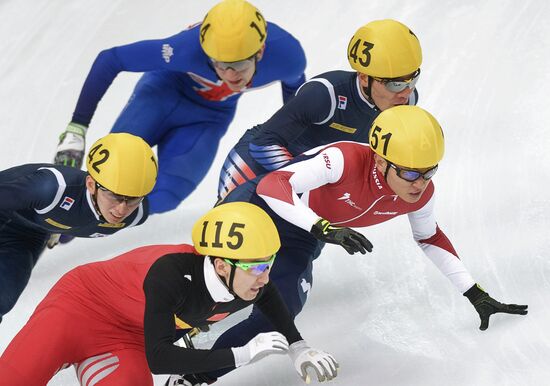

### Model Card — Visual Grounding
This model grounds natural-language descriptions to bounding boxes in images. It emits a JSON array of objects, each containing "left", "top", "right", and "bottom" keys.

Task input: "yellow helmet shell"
[
  {"left": 192, "top": 202, "right": 280, "bottom": 260},
  {"left": 200, "top": 0, "right": 267, "bottom": 62},
  {"left": 86, "top": 133, "right": 158, "bottom": 197},
  {"left": 348, "top": 19, "right": 422, "bottom": 78},
  {"left": 369, "top": 105, "right": 444, "bottom": 168}
]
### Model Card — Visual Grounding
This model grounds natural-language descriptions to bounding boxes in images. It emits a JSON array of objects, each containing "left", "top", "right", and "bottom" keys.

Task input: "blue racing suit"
[
  {"left": 70, "top": 22, "right": 306, "bottom": 213},
  {"left": 0, "top": 164, "right": 148, "bottom": 320}
]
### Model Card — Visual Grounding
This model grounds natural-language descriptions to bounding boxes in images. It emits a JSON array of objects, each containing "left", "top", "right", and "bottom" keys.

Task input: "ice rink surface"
[{"left": 1, "top": 0, "right": 549, "bottom": 385}]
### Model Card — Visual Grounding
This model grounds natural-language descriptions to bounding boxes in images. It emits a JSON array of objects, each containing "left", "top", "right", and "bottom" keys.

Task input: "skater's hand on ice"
[
  {"left": 231, "top": 331, "right": 288, "bottom": 367},
  {"left": 289, "top": 340, "right": 338, "bottom": 383},
  {"left": 464, "top": 284, "right": 528, "bottom": 330}
]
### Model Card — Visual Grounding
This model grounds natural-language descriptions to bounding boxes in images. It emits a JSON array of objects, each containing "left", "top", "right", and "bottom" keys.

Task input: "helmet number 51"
[{"left": 370, "top": 125, "right": 392, "bottom": 156}]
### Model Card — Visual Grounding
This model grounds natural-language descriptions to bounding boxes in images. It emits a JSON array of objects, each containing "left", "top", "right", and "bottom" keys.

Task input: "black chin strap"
[
  {"left": 211, "top": 256, "right": 238, "bottom": 297},
  {"left": 251, "top": 56, "right": 258, "bottom": 79},
  {"left": 383, "top": 162, "right": 391, "bottom": 181},
  {"left": 361, "top": 75, "right": 380, "bottom": 110},
  {"left": 91, "top": 188, "right": 107, "bottom": 223},
  {"left": 227, "top": 264, "right": 237, "bottom": 296}
]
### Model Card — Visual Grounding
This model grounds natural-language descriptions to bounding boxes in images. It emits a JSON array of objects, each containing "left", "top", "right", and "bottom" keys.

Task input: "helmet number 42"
[
  {"left": 349, "top": 39, "right": 374, "bottom": 67},
  {"left": 88, "top": 143, "right": 110, "bottom": 173},
  {"left": 199, "top": 220, "right": 245, "bottom": 250}
]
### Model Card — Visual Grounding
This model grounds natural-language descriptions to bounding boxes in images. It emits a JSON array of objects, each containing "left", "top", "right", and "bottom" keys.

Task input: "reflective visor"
[
  {"left": 374, "top": 68, "right": 421, "bottom": 93},
  {"left": 210, "top": 56, "right": 256, "bottom": 72},
  {"left": 389, "top": 163, "right": 438, "bottom": 182},
  {"left": 96, "top": 183, "right": 144, "bottom": 206},
  {"left": 224, "top": 254, "right": 276, "bottom": 276}
]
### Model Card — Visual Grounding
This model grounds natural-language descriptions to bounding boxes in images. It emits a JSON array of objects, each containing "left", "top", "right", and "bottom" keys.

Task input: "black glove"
[
  {"left": 464, "top": 284, "right": 528, "bottom": 331},
  {"left": 310, "top": 218, "right": 373, "bottom": 255}
]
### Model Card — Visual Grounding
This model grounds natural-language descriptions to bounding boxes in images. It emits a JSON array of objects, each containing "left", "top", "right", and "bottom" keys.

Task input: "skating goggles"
[
  {"left": 373, "top": 68, "right": 421, "bottom": 93},
  {"left": 224, "top": 254, "right": 276, "bottom": 276},
  {"left": 210, "top": 55, "right": 256, "bottom": 72},
  {"left": 388, "top": 162, "right": 438, "bottom": 182},
  {"left": 96, "top": 183, "right": 144, "bottom": 207}
]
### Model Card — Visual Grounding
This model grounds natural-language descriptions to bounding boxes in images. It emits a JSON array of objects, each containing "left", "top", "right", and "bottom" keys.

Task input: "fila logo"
[
  {"left": 338, "top": 95, "right": 347, "bottom": 110},
  {"left": 162, "top": 44, "right": 174, "bottom": 63},
  {"left": 60, "top": 196, "right": 74, "bottom": 211}
]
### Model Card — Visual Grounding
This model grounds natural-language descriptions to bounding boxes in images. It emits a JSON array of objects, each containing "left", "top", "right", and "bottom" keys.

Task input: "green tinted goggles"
[{"left": 224, "top": 254, "right": 276, "bottom": 276}]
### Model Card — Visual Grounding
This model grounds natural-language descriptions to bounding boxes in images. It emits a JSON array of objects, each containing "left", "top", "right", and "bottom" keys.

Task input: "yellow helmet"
[
  {"left": 199, "top": 0, "right": 267, "bottom": 62},
  {"left": 369, "top": 105, "right": 444, "bottom": 168},
  {"left": 347, "top": 19, "right": 422, "bottom": 78},
  {"left": 192, "top": 202, "right": 280, "bottom": 260},
  {"left": 86, "top": 133, "right": 158, "bottom": 197}
]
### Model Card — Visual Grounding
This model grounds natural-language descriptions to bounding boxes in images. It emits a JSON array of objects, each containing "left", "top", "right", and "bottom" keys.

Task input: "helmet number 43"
[
  {"left": 349, "top": 39, "right": 374, "bottom": 67},
  {"left": 199, "top": 220, "right": 245, "bottom": 250}
]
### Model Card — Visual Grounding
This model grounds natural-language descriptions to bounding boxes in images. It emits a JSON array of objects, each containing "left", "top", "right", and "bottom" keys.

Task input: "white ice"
[{"left": 1, "top": 0, "right": 549, "bottom": 385}]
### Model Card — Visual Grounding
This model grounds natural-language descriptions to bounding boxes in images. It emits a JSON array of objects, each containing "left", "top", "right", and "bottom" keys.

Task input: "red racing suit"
[
  {"left": 0, "top": 244, "right": 301, "bottom": 386},
  {"left": 256, "top": 141, "right": 476, "bottom": 293}
]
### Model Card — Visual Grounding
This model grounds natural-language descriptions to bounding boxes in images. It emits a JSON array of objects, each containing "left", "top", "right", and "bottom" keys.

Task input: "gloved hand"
[
  {"left": 310, "top": 218, "right": 373, "bottom": 255},
  {"left": 54, "top": 122, "right": 87, "bottom": 168},
  {"left": 464, "top": 284, "right": 528, "bottom": 331},
  {"left": 231, "top": 331, "right": 289, "bottom": 368},
  {"left": 46, "top": 233, "right": 61, "bottom": 249},
  {"left": 47, "top": 234, "right": 75, "bottom": 249},
  {"left": 288, "top": 340, "right": 338, "bottom": 384}
]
